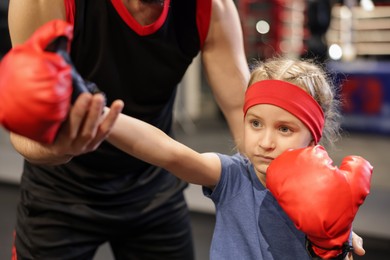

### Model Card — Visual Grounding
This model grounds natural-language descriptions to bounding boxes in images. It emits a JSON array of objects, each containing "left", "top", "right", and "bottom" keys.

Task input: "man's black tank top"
[{"left": 21, "top": 0, "right": 212, "bottom": 208}]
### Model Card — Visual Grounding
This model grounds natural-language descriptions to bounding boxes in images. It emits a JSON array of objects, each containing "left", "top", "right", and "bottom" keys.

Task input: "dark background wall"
[{"left": 0, "top": 0, "right": 12, "bottom": 58}]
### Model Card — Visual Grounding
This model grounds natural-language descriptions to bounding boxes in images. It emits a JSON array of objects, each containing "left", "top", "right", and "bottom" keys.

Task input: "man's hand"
[
  {"left": 10, "top": 93, "right": 123, "bottom": 165},
  {"left": 48, "top": 93, "right": 124, "bottom": 161}
]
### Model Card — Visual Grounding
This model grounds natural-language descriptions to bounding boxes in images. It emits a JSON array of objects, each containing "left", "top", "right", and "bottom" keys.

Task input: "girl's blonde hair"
[{"left": 249, "top": 57, "right": 341, "bottom": 147}]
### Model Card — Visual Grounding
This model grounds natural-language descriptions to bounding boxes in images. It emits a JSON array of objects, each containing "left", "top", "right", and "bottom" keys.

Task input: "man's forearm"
[{"left": 10, "top": 132, "right": 72, "bottom": 165}]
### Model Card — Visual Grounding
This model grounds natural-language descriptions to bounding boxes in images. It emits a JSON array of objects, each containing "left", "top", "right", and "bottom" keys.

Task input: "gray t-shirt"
[{"left": 203, "top": 153, "right": 311, "bottom": 260}]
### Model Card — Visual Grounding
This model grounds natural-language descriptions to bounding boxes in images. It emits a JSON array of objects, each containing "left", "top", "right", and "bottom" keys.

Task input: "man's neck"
[{"left": 122, "top": 0, "right": 165, "bottom": 26}]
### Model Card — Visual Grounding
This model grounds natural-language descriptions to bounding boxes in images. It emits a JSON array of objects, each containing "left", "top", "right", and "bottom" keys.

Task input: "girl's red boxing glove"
[
  {"left": 266, "top": 145, "right": 373, "bottom": 259},
  {"left": 0, "top": 20, "right": 73, "bottom": 143}
]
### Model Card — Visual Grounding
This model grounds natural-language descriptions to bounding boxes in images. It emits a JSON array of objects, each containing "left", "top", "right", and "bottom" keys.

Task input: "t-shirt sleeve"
[{"left": 203, "top": 153, "right": 251, "bottom": 207}]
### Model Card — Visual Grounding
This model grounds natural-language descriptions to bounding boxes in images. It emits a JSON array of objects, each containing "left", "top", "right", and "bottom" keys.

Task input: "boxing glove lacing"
[{"left": 306, "top": 238, "right": 354, "bottom": 260}]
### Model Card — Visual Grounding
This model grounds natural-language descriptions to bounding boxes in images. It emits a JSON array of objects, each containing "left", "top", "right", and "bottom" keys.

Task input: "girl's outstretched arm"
[{"left": 107, "top": 110, "right": 221, "bottom": 188}]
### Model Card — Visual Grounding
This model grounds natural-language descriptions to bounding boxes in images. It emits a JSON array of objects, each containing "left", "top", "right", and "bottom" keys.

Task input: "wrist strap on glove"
[
  {"left": 45, "top": 36, "right": 106, "bottom": 103},
  {"left": 306, "top": 238, "right": 353, "bottom": 260}
]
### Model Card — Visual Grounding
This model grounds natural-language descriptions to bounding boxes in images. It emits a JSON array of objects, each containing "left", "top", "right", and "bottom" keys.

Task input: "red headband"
[{"left": 243, "top": 80, "right": 324, "bottom": 144}]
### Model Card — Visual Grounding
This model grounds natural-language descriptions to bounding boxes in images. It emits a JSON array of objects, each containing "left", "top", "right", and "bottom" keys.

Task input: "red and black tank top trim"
[{"left": 64, "top": 0, "right": 211, "bottom": 48}]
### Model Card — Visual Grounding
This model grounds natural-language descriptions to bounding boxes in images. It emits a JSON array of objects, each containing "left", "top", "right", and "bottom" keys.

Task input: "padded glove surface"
[
  {"left": 266, "top": 145, "right": 373, "bottom": 258},
  {"left": 0, "top": 20, "right": 74, "bottom": 143}
]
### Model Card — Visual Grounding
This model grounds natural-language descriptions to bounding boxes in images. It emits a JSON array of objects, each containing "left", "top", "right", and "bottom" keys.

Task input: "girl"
[{"left": 107, "top": 57, "right": 371, "bottom": 259}]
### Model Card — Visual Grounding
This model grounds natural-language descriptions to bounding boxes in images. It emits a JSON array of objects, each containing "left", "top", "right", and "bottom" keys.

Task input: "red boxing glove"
[
  {"left": 266, "top": 145, "right": 373, "bottom": 259},
  {"left": 0, "top": 20, "right": 73, "bottom": 143}
]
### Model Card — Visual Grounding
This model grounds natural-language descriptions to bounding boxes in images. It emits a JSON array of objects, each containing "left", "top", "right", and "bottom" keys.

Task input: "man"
[{"left": 8, "top": 0, "right": 248, "bottom": 259}]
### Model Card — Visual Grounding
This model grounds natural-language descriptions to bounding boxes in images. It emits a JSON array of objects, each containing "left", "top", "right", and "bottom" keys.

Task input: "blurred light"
[
  {"left": 279, "top": 40, "right": 290, "bottom": 53},
  {"left": 360, "top": 0, "right": 375, "bottom": 11},
  {"left": 256, "top": 20, "right": 270, "bottom": 34},
  {"left": 340, "top": 6, "right": 352, "bottom": 19},
  {"left": 328, "top": 44, "right": 343, "bottom": 60}
]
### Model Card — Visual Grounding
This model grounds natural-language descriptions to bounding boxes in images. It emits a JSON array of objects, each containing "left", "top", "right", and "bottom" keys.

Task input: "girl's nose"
[{"left": 258, "top": 130, "right": 275, "bottom": 150}]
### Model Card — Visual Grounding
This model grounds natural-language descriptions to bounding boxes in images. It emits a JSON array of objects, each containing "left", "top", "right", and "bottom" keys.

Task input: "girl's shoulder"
[{"left": 218, "top": 152, "right": 250, "bottom": 165}]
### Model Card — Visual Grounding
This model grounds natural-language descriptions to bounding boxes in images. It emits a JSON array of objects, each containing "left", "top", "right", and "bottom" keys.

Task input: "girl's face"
[{"left": 243, "top": 104, "right": 314, "bottom": 186}]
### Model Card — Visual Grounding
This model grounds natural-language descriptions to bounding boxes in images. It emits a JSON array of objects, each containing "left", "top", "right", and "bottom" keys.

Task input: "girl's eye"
[
  {"left": 279, "top": 126, "right": 291, "bottom": 133},
  {"left": 251, "top": 120, "right": 261, "bottom": 128}
]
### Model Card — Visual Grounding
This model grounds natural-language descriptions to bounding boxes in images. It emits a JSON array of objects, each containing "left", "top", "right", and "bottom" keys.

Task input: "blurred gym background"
[{"left": 1, "top": 0, "right": 389, "bottom": 259}]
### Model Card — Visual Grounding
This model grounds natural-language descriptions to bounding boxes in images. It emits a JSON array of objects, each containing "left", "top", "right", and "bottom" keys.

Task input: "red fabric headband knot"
[{"left": 243, "top": 80, "right": 325, "bottom": 144}]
